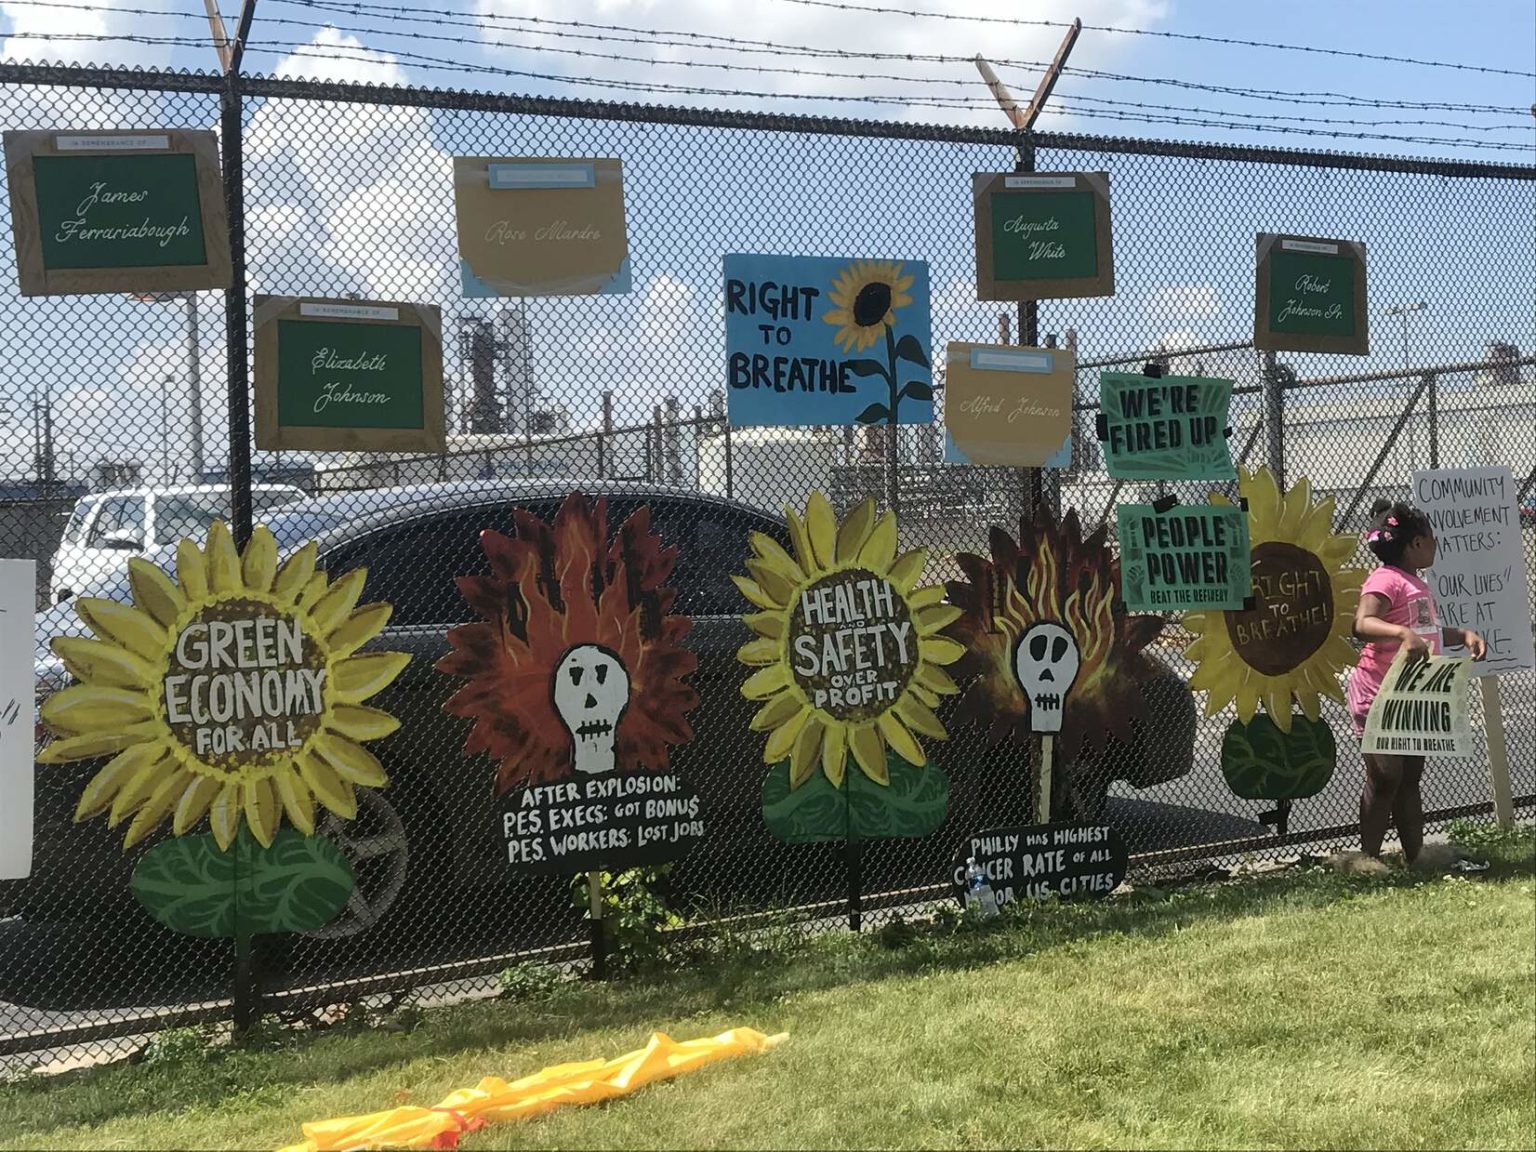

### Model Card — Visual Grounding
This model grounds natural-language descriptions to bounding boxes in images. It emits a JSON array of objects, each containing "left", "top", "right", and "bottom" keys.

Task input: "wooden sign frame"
[
  {"left": 1253, "top": 232, "right": 1369, "bottom": 356},
  {"left": 4, "top": 129, "right": 231, "bottom": 296},
  {"left": 254, "top": 295, "right": 445, "bottom": 453},
  {"left": 973, "top": 171, "right": 1114, "bottom": 302}
]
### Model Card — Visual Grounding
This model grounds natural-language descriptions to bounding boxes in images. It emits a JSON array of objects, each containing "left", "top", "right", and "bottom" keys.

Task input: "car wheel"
[{"left": 302, "top": 790, "right": 410, "bottom": 940}]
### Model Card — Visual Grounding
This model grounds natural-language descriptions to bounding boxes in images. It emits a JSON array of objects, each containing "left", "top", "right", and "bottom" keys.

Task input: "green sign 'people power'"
[
  {"left": 973, "top": 172, "right": 1114, "bottom": 301},
  {"left": 254, "top": 297, "right": 446, "bottom": 453},
  {"left": 1254, "top": 234, "right": 1369, "bottom": 355},
  {"left": 1098, "top": 372, "right": 1235, "bottom": 482},
  {"left": 4, "top": 130, "right": 231, "bottom": 296},
  {"left": 1117, "top": 504, "right": 1254, "bottom": 612}
]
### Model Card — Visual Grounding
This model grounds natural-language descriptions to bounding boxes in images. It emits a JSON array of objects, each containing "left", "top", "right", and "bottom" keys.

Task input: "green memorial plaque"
[
  {"left": 4, "top": 129, "right": 231, "bottom": 296},
  {"left": 255, "top": 296, "right": 446, "bottom": 453},
  {"left": 1098, "top": 372, "right": 1235, "bottom": 482},
  {"left": 1117, "top": 504, "right": 1253, "bottom": 612},
  {"left": 34, "top": 153, "right": 207, "bottom": 269},
  {"left": 989, "top": 190, "right": 1098, "bottom": 281},
  {"left": 275, "top": 320, "right": 425, "bottom": 431},
  {"left": 973, "top": 172, "right": 1114, "bottom": 301},
  {"left": 1254, "top": 233, "right": 1368, "bottom": 355}
]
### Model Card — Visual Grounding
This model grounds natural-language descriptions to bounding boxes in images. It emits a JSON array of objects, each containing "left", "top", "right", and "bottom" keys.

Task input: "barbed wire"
[
  {"left": 0, "top": 31, "right": 241, "bottom": 52},
  {"left": 766, "top": 0, "right": 1536, "bottom": 77},
  {"left": 226, "top": 36, "right": 1535, "bottom": 153},
  {"left": 36, "top": 3, "right": 1475, "bottom": 134},
  {"left": 2, "top": 2, "right": 1529, "bottom": 149},
  {"left": 1047, "top": 91, "right": 1531, "bottom": 134},
  {"left": 269, "top": 0, "right": 1529, "bottom": 116}
]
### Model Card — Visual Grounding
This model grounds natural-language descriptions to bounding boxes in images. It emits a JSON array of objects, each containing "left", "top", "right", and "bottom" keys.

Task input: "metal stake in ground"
[{"left": 587, "top": 869, "right": 608, "bottom": 979}]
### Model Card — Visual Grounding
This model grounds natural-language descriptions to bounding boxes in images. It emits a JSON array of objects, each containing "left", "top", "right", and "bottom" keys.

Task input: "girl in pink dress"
[{"left": 1349, "top": 500, "right": 1486, "bottom": 863}]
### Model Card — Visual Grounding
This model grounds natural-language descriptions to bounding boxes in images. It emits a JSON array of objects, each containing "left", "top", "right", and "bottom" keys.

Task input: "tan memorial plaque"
[
  {"left": 454, "top": 157, "right": 630, "bottom": 297},
  {"left": 944, "top": 343, "right": 1074, "bottom": 467}
]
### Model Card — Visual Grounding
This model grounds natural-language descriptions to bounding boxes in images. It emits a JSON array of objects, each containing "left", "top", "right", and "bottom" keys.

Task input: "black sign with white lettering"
[
  {"left": 495, "top": 772, "right": 705, "bottom": 875},
  {"left": 950, "top": 822, "right": 1128, "bottom": 907}
]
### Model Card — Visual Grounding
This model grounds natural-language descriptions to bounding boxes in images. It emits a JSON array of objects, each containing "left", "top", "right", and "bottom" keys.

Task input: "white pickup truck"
[{"left": 48, "top": 484, "right": 305, "bottom": 602}]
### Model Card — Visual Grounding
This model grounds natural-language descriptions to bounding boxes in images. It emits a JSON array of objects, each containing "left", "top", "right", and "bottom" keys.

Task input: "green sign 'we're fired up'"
[
  {"left": 973, "top": 172, "right": 1114, "bottom": 301},
  {"left": 254, "top": 297, "right": 446, "bottom": 453},
  {"left": 1098, "top": 372, "right": 1235, "bottom": 482},
  {"left": 4, "top": 130, "right": 231, "bottom": 296},
  {"left": 1254, "top": 233, "right": 1369, "bottom": 355}
]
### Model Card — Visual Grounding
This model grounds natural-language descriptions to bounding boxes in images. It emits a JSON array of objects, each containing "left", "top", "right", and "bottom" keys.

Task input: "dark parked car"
[{"left": 1, "top": 480, "right": 1198, "bottom": 1009}]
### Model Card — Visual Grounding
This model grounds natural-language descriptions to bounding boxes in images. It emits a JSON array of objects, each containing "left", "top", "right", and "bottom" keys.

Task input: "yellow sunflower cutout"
[
  {"left": 735, "top": 493, "right": 963, "bottom": 789},
  {"left": 1184, "top": 466, "right": 1365, "bottom": 731},
  {"left": 823, "top": 259, "right": 914, "bottom": 354},
  {"left": 39, "top": 521, "right": 407, "bottom": 851}
]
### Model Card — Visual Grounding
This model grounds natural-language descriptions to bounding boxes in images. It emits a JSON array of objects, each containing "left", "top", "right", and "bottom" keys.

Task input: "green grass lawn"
[{"left": 3, "top": 828, "right": 1533, "bottom": 1151}]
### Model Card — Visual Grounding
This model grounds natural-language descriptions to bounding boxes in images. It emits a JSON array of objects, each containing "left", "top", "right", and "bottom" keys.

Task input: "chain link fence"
[{"left": 0, "top": 63, "right": 1531, "bottom": 1069}]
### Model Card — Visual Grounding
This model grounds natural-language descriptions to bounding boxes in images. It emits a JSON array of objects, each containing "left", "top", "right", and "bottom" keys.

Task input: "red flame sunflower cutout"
[
  {"left": 437, "top": 493, "right": 698, "bottom": 794},
  {"left": 945, "top": 508, "right": 1164, "bottom": 761}
]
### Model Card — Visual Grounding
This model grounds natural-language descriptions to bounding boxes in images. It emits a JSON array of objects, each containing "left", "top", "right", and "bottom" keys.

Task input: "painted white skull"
[
  {"left": 553, "top": 645, "right": 630, "bottom": 775},
  {"left": 1014, "top": 622, "right": 1080, "bottom": 735}
]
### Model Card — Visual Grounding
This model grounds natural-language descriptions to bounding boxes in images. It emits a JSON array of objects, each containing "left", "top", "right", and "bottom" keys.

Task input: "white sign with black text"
[
  {"left": 1413, "top": 466, "right": 1534, "bottom": 677},
  {"left": 0, "top": 560, "right": 35, "bottom": 880}
]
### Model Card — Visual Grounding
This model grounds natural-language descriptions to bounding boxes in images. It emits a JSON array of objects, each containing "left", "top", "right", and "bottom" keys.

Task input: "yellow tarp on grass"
[{"left": 276, "top": 1026, "right": 786, "bottom": 1152}]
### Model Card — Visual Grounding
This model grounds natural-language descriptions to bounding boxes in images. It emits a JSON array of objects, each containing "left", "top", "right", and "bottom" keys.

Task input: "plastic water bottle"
[{"left": 965, "top": 857, "right": 998, "bottom": 918}]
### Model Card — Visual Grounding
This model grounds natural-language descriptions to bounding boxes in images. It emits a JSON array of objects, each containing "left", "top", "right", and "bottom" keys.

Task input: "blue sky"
[{"left": 0, "top": 1, "right": 1530, "bottom": 481}]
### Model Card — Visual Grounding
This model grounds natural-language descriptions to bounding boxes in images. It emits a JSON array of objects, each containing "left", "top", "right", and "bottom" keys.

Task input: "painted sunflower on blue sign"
[{"left": 823, "top": 259, "right": 914, "bottom": 354}]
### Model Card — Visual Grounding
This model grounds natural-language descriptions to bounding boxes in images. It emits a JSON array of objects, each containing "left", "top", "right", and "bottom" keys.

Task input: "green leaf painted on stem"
[
  {"left": 854, "top": 402, "right": 891, "bottom": 424},
  {"left": 844, "top": 359, "right": 886, "bottom": 378},
  {"left": 900, "top": 381, "right": 934, "bottom": 402},
  {"left": 761, "top": 761, "right": 846, "bottom": 844},
  {"left": 761, "top": 754, "right": 949, "bottom": 843},
  {"left": 129, "top": 833, "right": 239, "bottom": 938},
  {"left": 130, "top": 829, "right": 355, "bottom": 939},
  {"left": 241, "top": 830, "right": 355, "bottom": 935},
  {"left": 1221, "top": 713, "right": 1336, "bottom": 801},
  {"left": 894, "top": 334, "right": 931, "bottom": 369},
  {"left": 848, "top": 755, "right": 949, "bottom": 840}
]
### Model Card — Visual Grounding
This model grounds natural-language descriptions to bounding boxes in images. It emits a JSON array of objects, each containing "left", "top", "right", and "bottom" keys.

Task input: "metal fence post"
[
  {"left": 1259, "top": 350, "right": 1293, "bottom": 834},
  {"left": 846, "top": 832, "right": 863, "bottom": 933},
  {"left": 1262, "top": 350, "right": 1287, "bottom": 491},
  {"left": 724, "top": 419, "right": 734, "bottom": 500},
  {"left": 220, "top": 3, "right": 259, "bottom": 1035},
  {"left": 1016, "top": 131, "right": 1045, "bottom": 522},
  {"left": 1427, "top": 371, "right": 1440, "bottom": 468},
  {"left": 221, "top": 75, "right": 253, "bottom": 552}
]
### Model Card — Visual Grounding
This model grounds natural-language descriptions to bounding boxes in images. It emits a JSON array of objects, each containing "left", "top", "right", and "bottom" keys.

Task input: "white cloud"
[
  {"left": 0, "top": 0, "right": 180, "bottom": 69},
  {"left": 40, "top": 328, "right": 227, "bottom": 487},
  {"left": 246, "top": 33, "right": 454, "bottom": 300},
  {"left": 634, "top": 274, "right": 695, "bottom": 350},
  {"left": 271, "top": 26, "right": 409, "bottom": 86},
  {"left": 324, "top": 143, "right": 458, "bottom": 299},
  {"left": 1153, "top": 328, "right": 1199, "bottom": 351},
  {"left": 1144, "top": 284, "right": 1221, "bottom": 321},
  {"left": 583, "top": 274, "right": 710, "bottom": 418}
]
